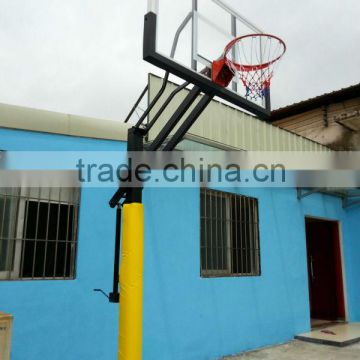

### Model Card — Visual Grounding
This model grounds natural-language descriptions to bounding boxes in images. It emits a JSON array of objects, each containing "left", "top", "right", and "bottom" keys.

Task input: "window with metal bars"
[
  {"left": 0, "top": 187, "right": 80, "bottom": 280},
  {"left": 200, "top": 188, "right": 260, "bottom": 277}
]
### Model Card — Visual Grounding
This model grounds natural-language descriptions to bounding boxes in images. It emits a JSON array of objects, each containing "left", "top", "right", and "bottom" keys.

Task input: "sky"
[{"left": 0, "top": 0, "right": 359, "bottom": 122}]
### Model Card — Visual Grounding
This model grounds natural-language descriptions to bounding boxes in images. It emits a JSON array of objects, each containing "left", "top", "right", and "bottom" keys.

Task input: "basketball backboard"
[{"left": 144, "top": 0, "right": 284, "bottom": 119}]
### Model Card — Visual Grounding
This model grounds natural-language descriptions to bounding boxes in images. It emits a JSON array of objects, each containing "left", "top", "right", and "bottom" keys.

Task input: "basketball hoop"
[{"left": 212, "top": 34, "right": 286, "bottom": 100}]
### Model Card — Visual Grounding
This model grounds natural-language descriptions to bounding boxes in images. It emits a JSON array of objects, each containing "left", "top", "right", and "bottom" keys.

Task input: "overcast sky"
[{"left": 0, "top": 0, "right": 359, "bottom": 122}]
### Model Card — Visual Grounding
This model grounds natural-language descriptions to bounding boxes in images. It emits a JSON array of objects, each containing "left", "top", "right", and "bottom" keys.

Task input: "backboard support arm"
[
  {"left": 163, "top": 93, "right": 214, "bottom": 151},
  {"left": 149, "top": 86, "right": 202, "bottom": 150},
  {"left": 145, "top": 81, "right": 190, "bottom": 135},
  {"left": 125, "top": 85, "right": 149, "bottom": 124}
]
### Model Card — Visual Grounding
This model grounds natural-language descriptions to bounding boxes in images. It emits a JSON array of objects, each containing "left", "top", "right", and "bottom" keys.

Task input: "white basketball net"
[{"left": 225, "top": 34, "right": 286, "bottom": 101}]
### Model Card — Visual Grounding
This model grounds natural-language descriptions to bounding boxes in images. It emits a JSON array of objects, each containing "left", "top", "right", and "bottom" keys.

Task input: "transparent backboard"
[{"left": 146, "top": 0, "right": 269, "bottom": 114}]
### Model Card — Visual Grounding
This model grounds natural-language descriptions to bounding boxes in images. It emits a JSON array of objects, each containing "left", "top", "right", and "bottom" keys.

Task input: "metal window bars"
[
  {"left": 0, "top": 187, "right": 80, "bottom": 281},
  {"left": 200, "top": 188, "right": 260, "bottom": 277}
]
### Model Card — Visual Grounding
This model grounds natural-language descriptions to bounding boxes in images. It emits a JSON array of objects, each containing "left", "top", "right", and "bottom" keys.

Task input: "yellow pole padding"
[{"left": 118, "top": 203, "right": 144, "bottom": 360}]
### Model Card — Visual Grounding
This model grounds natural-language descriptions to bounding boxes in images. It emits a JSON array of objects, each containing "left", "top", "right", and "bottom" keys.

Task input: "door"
[{"left": 305, "top": 218, "right": 345, "bottom": 322}]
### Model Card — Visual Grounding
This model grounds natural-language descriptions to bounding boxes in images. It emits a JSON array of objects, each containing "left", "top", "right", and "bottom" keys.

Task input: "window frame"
[
  {"left": 0, "top": 188, "right": 80, "bottom": 281},
  {"left": 0, "top": 192, "right": 21, "bottom": 280},
  {"left": 200, "top": 188, "right": 261, "bottom": 278}
]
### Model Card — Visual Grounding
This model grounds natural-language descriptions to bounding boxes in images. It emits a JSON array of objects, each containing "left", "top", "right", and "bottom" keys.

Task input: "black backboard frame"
[{"left": 143, "top": 12, "right": 271, "bottom": 120}]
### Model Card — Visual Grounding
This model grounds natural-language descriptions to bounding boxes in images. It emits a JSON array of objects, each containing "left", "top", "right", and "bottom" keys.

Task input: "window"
[
  {"left": 0, "top": 188, "right": 80, "bottom": 280},
  {"left": 200, "top": 188, "right": 260, "bottom": 277}
]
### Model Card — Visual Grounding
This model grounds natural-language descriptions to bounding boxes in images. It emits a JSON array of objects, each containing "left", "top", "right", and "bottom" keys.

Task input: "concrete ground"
[{"left": 222, "top": 340, "right": 360, "bottom": 360}]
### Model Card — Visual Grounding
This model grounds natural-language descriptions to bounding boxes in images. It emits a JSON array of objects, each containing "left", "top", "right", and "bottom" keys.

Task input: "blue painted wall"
[
  {"left": 143, "top": 187, "right": 360, "bottom": 359},
  {"left": 0, "top": 128, "right": 123, "bottom": 360},
  {"left": 342, "top": 205, "right": 360, "bottom": 321},
  {"left": 0, "top": 128, "right": 359, "bottom": 360}
]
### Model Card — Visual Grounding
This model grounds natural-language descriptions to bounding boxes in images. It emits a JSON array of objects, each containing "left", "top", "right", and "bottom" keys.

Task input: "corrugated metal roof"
[
  {"left": 148, "top": 74, "right": 330, "bottom": 151},
  {"left": 0, "top": 102, "right": 129, "bottom": 141},
  {"left": 271, "top": 83, "right": 360, "bottom": 122}
]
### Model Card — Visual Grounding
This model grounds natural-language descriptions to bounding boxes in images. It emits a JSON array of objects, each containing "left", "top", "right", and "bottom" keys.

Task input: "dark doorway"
[{"left": 305, "top": 218, "right": 346, "bottom": 326}]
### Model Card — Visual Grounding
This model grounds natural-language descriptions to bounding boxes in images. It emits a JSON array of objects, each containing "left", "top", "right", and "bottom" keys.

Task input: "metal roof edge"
[
  {"left": 148, "top": 73, "right": 330, "bottom": 151},
  {"left": 271, "top": 83, "right": 360, "bottom": 122},
  {"left": 0, "top": 102, "right": 129, "bottom": 141}
]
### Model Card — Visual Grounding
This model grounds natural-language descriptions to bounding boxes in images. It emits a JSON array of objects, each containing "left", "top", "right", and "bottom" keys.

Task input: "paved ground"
[{"left": 222, "top": 340, "right": 360, "bottom": 360}]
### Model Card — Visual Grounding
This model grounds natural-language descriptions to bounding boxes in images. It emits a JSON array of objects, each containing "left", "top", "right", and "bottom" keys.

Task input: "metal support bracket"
[
  {"left": 163, "top": 93, "right": 214, "bottom": 151},
  {"left": 149, "top": 86, "right": 202, "bottom": 150},
  {"left": 298, "top": 188, "right": 360, "bottom": 209}
]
